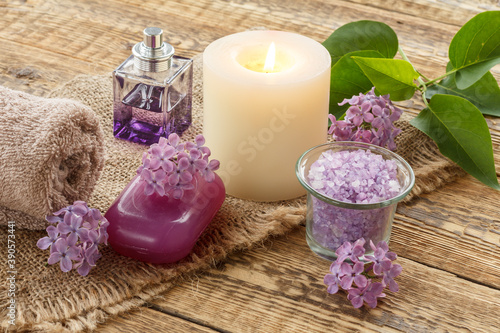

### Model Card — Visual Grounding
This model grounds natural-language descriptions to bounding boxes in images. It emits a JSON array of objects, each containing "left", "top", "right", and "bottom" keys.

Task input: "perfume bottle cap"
[
  {"left": 132, "top": 27, "right": 174, "bottom": 72},
  {"left": 143, "top": 27, "right": 163, "bottom": 48}
]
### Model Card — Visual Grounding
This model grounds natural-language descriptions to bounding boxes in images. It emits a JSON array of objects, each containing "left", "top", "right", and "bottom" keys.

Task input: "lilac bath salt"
[{"left": 307, "top": 149, "right": 401, "bottom": 252}]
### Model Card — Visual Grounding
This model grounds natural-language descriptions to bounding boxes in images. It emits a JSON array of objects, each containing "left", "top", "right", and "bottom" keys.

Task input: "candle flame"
[{"left": 263, "top": 42, "right": 276, "bottom": 72}]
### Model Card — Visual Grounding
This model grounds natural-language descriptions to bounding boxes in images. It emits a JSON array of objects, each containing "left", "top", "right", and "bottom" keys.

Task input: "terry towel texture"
[{"left": 0, "top": 86, "right": 105, "bottom": 225}]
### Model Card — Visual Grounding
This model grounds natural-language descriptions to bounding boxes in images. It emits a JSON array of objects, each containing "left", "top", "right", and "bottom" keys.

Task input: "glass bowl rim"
[{"left": 296, "top": 141, "right": 416, "bottom": 210}]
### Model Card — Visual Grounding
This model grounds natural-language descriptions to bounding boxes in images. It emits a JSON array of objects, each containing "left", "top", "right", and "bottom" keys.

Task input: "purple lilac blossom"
[
  {"left": 138, "top": 133, "right": 220, "bottom": 200},
  {"left": 36, "top": 225, "right": 60, "bottom": 250},
  {"left": 335, "top": 238, "right": 366, "bottom": 262},
  {"left": 52, "top": 200, "right": 89, "bottom": 218},
  {"left": 57, "top": 213, "right": 89, "bottom": 245},
  {"left": 364, "top": 240, "right": 396, "bottom": 275},
  {"left": 347, "top": 280, "right": 386, "bottom": 308},
  {"left": 308, "top": 149, "right": 401, "bottom": 251},
  {"left": 324, "top": 238, "right": 401, "bottom": 309},
  {"left": 47, "top": 238, "right": 80, "bottom": 273},
  {"left": 382, "top": 263, "right": 403, "bottom": 292},
  {"left": 323, "top": 261, "right": 348, "bottom": 294},
  {"left": 330, "top": 87, "right": 402, "bottom": 151},
  {"left": 149, "top": 145, "right": 175, "bottom": 172},
  {"left": 340, "top": 261, "right": 368, "bottom": 289},
  {"left": 37, "top": 201, "right": 109, "bottom": 276},
  {"left": 141, "top": 169, "right": 167, "bottom": 196}
]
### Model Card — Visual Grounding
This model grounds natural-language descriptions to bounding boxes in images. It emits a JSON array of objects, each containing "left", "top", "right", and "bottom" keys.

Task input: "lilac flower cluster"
[
  {"left": 329, "top": 87, "right": 403, "bottom": 150},
  {"left": 137, "top": 133, "right": 220, "bottom": 200},
  {"left": 324, "top": 238, "right": 402, "bottom": 308},
  {"left": 308, "top": 149, "right": 401, "bottom": 250},
  {"left": 37, "top": 201, "right": 109, "bottom": 276}
]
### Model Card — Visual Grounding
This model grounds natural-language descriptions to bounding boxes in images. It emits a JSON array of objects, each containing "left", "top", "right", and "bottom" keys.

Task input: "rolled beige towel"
[{"left": 0, "top": 86, "right": 105, "bottom": 228}]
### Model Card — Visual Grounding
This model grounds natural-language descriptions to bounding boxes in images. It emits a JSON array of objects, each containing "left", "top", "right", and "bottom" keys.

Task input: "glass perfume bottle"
[{"left": 113, "top": 27, "right": 193, "bottom": 145}]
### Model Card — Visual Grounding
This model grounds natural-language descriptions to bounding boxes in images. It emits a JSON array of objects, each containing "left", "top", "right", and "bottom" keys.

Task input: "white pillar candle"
[{"left": 203, "top": 30, "right": 331, "bottom": 202}]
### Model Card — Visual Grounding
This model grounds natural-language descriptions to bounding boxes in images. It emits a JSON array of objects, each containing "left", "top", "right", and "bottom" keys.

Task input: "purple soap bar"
[{"left": 105, "top": 173, "right": 225, "bottom": 264}]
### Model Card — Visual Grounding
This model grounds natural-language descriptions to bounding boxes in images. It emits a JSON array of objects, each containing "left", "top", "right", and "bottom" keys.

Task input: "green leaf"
[
  {"left": 328, "top": 50, "right": 385, "bottom": 119},
  {"left": 426, "top": 62, "right": 500, "bottom": 117},
  {"left": 322, "top": 20, "right": 398, "bottom": 66},
  {"left": 449, "top": 11, "right": 500, "bottom": 89},
  {"left": 351, "top": 57, "right": 419, "bottom": 101},
  {"left": 410, "top": 94, "right": 500, "bottom": 190}
]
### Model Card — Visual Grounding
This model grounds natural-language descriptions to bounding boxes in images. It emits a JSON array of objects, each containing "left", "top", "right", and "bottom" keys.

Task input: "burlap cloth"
[{"left": 0, "top": 55, "right": 465, "bottom": 332}]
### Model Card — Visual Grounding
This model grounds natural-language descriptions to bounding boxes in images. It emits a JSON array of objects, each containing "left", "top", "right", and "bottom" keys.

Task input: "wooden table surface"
[{"left": 1, "top": 0, "right": 500, "bottom": 332}]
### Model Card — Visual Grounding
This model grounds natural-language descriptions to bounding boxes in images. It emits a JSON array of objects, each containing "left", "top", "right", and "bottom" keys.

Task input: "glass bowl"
[{"left": 296, "top": 141, "right": 415, "bottom": 260}]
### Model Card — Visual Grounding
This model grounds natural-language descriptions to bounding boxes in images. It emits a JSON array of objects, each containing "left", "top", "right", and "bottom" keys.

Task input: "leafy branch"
[{"left": 322, "top": 11, "right": 500, "bottom": 190}]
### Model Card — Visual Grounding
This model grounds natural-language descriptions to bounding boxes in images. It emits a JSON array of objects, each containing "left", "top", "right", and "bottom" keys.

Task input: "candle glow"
[{"left": 263, "top": 42, "right": 276, "bottom": 73}]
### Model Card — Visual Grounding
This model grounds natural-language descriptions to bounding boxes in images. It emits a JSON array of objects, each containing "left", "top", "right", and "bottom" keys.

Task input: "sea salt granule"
[{"left": 307, "top": 149, "right": 401, "bottom": 251}]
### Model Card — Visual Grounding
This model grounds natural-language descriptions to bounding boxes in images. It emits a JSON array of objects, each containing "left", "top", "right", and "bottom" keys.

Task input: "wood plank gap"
[
  {"left": 144, "top": 302, "right": 231, "bottom": 333},
  {"left": 329, "top": 0, "right": 465, "bottom": 31},
  {"left": 98, "top": 306, "right": 219, "bottom": 332},
  {"left": 396, "top": 251, "right": 500, "bottom": 291},
  {"left": 0, "top": 36, "right": 102, "bottom": 66},
  {"left": 344, "top": 0, "right": 479, "bottom": 28}
]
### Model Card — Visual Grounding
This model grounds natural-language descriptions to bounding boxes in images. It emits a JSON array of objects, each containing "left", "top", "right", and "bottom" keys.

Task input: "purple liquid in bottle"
[
  {"left": 113, "top": 81, "right": 192, "bottom": 146},
  {"left": 113, "top": 27, "right": 193, "bottom": 146},
  {"left": 105, "top": 173, "right": 225, "bottom": 264}
]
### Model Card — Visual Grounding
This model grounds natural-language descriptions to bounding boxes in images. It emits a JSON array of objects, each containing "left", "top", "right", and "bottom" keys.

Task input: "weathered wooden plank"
[
  {"left": 0, "top": 38, "right": 106, "bottom": 96},
  {"left": 1, "top": 0, "right": 497, "bottom": 97},
  {"left": 392, "top": 178, "right": 500, "bottom": 289},
  {"left": 1, "top": 0, "right": 499, "bottom": 331},
  {"left": 1, "top": 0, "right": 497, "bottom": 102},
  {"left": 98, "top": 306, "right": 218, "bottom": 332},
  {"left": 148, "top": 228, "right": 500, "bottom": 333},
  {"left": 347, "top": 0, "right": 496, "bottom": 26}
]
